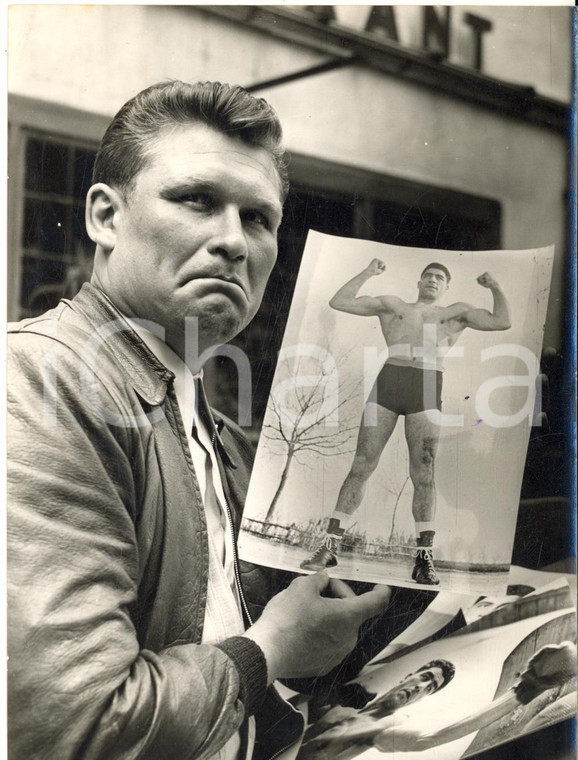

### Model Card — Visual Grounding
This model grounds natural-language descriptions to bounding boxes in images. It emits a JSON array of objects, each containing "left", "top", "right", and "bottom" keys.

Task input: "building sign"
[
  {"left": 205, "top": 5, "right": 569, "bottom": 130},
  {"left": 302, "top": 6, "right": 493, "bottom": 71}
]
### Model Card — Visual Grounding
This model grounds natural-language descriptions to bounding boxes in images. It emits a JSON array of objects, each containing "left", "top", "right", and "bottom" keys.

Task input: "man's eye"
[
  {"left": 243, "top": 210, "right": 270, "bottom": 229},
  {"left": 180, "top": 193, "right": 212, "bottom": 207}
]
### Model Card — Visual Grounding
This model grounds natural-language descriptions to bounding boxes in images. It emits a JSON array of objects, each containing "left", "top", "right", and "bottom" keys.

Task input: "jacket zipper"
[
  {"left": 265, "top": 690, "right": 306, "bottom": 760},
  {"left": 212, "top": 433, "right": 306, "bottom": 760},
  {"left": 212, "top": 431, "right": 253, "bottom": 626}
]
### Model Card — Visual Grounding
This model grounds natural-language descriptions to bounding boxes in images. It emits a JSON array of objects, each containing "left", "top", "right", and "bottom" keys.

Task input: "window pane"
[
  {"left": 73, "top": 147, "right": 96, "bottom": 198},
  {"left": 23, "top": 198, "right": 70, "bottom": 256},
  {"left": 279, "top": 191, "right": 355, "bottom": 260},
  {"left": 19, "top": 134, "right": 100, "bottom": 320},
  {"left": 373, "top": 201, "right": 494, "bottom": 251},
  {"left": 20, "top": 255, "right": 67, "bottom": 313},
  {"left": 25, "top": 138, "right": 69, "bottom": 195}
]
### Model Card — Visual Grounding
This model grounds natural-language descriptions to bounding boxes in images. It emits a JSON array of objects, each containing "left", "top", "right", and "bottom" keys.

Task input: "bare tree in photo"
[{"left": 262, "top": 347, "right": 363, "bottom": 523}]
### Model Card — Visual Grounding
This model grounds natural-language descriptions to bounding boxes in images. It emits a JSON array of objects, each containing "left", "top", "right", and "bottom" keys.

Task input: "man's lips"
[{"left": 182, "top": 274, "right": 247, "bottom": 297}]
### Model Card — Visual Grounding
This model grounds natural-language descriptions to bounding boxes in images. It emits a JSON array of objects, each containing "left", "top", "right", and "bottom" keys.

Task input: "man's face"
[
  {"left": 417, "top": 268, "right": 449, "bottom": 302},
  {"left": 390, "top": 666, "right": 445, "bottom": 707},
  {"left": 101, "top": 122, "right": 283, "bottom": 356},
  {"left": 370, "top": 666, "right": 445, "bottom": 714}
]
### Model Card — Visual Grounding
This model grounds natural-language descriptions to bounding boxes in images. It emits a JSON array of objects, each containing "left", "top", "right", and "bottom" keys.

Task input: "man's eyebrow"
[{"left": 160, "top": 176, "right": 217, "bottom": 193}]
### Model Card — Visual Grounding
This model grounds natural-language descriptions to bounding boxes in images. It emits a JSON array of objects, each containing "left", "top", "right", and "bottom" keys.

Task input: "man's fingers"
[
  {"left": 328, "top": 578, "right": 357, "bottom": 599},
  {"left": 300, "top": 570, "right": 331, "bottom": 595},
  {"left": 344, "top": 584, "right": 392, "bottom": 621}
]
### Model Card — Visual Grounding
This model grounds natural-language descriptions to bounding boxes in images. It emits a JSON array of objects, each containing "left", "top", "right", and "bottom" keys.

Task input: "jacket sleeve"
[{"left": 7, "top": 333, "right": 268, "bottom": 760}]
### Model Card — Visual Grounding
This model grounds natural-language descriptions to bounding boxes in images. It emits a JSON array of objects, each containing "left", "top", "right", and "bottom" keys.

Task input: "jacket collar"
[
  {"left": 69, "top": 283, "right": 236, "bottom": 468},
  {"left": 70, "top": 283, "right": 173, "bottom": 406}
]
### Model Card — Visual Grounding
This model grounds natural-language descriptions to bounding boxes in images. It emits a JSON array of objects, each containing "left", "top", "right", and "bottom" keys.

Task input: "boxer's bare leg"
[
  {"left": 405, "top": 411, "right": 440, "bottom": 522},
  {"left": 335, "top": 404, "right": 399, "bottom": 514},
  {"left": 405, "top": 411, "right": 441, "bottom": 585}
]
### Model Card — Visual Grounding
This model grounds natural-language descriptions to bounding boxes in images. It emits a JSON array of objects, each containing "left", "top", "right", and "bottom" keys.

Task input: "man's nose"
[{"left": 207, "top": 207, "right": 248, "bottom": 262}]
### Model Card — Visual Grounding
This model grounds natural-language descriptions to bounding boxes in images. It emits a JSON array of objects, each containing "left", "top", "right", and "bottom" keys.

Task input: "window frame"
[
  {"left": 287, "top": 152, "right": 502, "bottom": 248},
  {"left": 8, "top": 94, "right": 502, "bottom": 320},
  {"left": 7, "top": 95, "right": 109, "bottom": 321}
]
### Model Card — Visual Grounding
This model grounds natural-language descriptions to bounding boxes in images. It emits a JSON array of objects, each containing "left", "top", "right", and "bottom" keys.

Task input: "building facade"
[{"left": 7, "top": 5, "right": 573, "bottom": 435}]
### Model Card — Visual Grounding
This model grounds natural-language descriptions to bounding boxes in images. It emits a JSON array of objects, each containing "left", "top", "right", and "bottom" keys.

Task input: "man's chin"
[
  {"left": 389, "top": 691, "right": 408, "bottom": 709},
  {"left": 169, "top": 294, "right": 257, "bottom": 359},
  {"left": 195, "top": 306, "right": 247, "bottom": 348}
]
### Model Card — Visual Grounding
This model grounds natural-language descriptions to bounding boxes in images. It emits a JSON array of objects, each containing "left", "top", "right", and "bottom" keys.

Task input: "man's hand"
[
  {"left": 329, "top": 259, "right": 388, "bottom": 315},
  {"left": 524, "top": 642, "right": 577, "bottom": 684},
  {"left": 515, "top": 641, "right": 577, "bottom": 704},
  {"left": 243, "top": 573, "right": 391, "bottom": 682},
  {"left": 476, "top": 272, "right": 500, "bottom": 289},
  {"left": 366, "top": 259, "right": 386, "bottom": 277},
  {"left": 461, "top": 272, "right": 510, "bottom": 330}
]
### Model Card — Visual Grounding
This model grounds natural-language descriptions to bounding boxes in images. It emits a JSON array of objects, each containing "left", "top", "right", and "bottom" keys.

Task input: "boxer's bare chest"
[{"left": 378, "top": 301, "right": 466, "bottom": 348}]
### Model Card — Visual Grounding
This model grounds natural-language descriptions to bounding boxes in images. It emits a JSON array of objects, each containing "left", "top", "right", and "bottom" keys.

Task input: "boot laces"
[
  {"left": 309, "top": 533, "right": 340, "bottom": 559},
  {"left": 417, "top": 548, "right": 437, "bottom": 577},
  {"left": 323, "top": 534, "right": 338, "bottom": 550}
]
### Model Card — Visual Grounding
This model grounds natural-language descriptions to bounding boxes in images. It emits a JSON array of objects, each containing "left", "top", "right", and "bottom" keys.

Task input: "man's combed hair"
[
  {"left": 416, "top": 659, "right": 456, "bottom": 691},
  {"left": 92, "top": 80, "right": 288, "bottom": 198},
  {"left": 421, "top": 263, "right": 452, "bottom": 283}
]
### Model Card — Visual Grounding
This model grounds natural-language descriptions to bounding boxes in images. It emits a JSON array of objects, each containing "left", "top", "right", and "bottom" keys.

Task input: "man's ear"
[{"left": 85, "top": 183, "right": 124, "bottom": 251}]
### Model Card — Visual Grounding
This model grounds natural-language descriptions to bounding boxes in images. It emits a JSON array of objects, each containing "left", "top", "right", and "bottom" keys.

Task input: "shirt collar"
[
  {"left": 127, "top": 319, "right": 237, "bottom": 469},
  {"left": 124, "top": 315, "right": 199, "bottom": 440}
]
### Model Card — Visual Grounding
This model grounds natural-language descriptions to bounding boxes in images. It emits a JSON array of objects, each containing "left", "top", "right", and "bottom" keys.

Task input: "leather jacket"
[{"left": 7, "top": 283, "right": 303, "bottom": 760}]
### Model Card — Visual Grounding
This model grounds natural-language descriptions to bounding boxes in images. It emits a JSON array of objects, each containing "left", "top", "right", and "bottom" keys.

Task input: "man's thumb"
[
  {"left": 303, "top": 570, "right": 331, "bottom": 595},
  {"left": 349, "top": 584, "right": 392, "bottom": 621}
]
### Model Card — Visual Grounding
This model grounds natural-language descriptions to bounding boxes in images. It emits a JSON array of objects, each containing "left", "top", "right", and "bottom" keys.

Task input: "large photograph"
[
  {"left": 297, "top": 579, "right": 576, "bottom": 760},
  {"left": 240, "top": 232, "right": 554, "bottom": 594}
]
